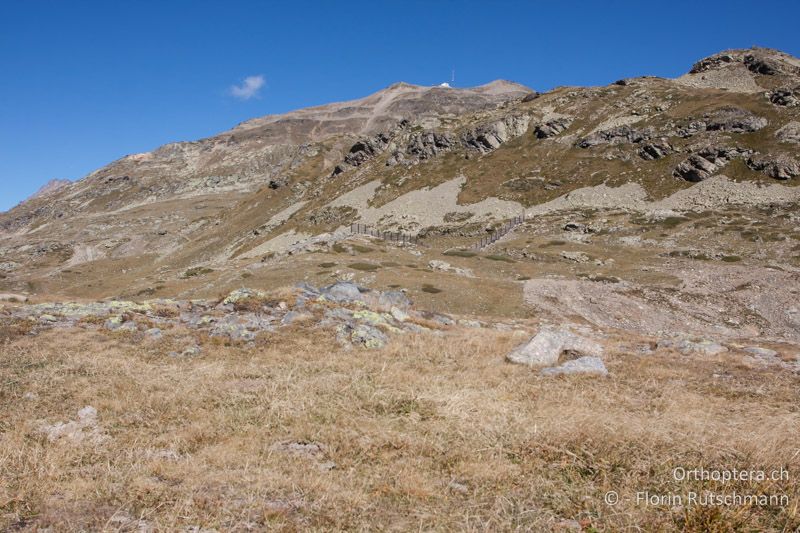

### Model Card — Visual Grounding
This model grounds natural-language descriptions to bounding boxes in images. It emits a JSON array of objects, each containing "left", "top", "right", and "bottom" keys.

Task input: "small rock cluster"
[{"left": 7, "top": 282, "right": 460, "bottom": 351}]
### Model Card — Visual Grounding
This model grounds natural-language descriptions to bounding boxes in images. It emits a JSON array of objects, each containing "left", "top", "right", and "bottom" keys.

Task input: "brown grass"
[{"left": 0, "top": 326, "right": 798, "bottom": 531}]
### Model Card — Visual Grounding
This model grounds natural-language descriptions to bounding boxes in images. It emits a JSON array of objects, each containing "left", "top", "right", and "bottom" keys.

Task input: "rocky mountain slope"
[{"left": 1, "top": 47, "right": 799, "bottom": 300}]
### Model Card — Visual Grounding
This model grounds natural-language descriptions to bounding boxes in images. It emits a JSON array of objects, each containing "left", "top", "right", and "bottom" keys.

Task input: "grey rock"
[
  {"left": 419, "top": 311, "right": 454, "bottom": 326},
  {"left": 541, "top": 356, "right": 608, "bottom": 377},
  {"left": 376, "top": 290, "right": 412, "bottom": 309},
  {"left": 744, "top": 54, "right": 780, "bottom": 75},
  {"left": 350, "top": 323, "right": 388, "bottom": 349},
  {"left": 690, "top": 52, "right": 737, "bottom": 73},
  {"left": 181, "top": 345, "right": 202, "bottom": 357},
  {"left": 638, "top": 140, "right": 674, "bottom": 160},
  {"left": 533, "top": 117, "right": 573, "bottom": 139},
  {"left": 657, "top": 339, "right": 727, "bottom": 355},
  {"left": 776, "top": 121, "right": 800, "bottom": 144},
  {"left": 462, "top": 114, "right": 531, "bottom": 153},
  {"left": 507, "top": 328, "right": 603, "bottom": 367},
  {"left": 404, "top": 131, "right": 456, "bottom": 161},
  {"left": 768, "top": 87, "right": 799, "bottom": 107},
  {"left": 563, "top": 222, "right": 588, "bottom": 233},
  {"left": 743, "top": 346, "right": 778, "bottom": 358},
  {"left": 321, "top": 281, "right": 365, "bottom": 303},
  {"left": 324, "top": 307, "right": 355, "bottom": 322},
  {"left": 673, "top": 146, "right": 751, "bottom": 182},
  {"left": 0, "top": 292, "right": 28, "bottom": 303},
  {"left": 560, "top": 251, "right": 590, "bottom": 263},
  {"left": 576, "top": 125, "right": 652, "bottom": 148},
  {"left": 281, "top": 310, "right": 311, "bottom": 325},
  {"left": 704, "top": 107, "right": 768, "bottom": 133},
  {"left": 746, "top": 154, "right": 800, "bottom": 180}
]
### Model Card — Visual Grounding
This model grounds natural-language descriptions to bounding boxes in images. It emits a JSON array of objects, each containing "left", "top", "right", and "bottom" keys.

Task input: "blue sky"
[{"left": 1, "top": 0, "right": 798, "bottom": 212}]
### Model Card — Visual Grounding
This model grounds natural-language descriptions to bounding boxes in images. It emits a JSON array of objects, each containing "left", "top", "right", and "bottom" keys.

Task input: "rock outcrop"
[
  {"left": 746, "top": 154, "right": 800, "bottom": 180},
  {"left": 673, "top": 146, "right": 752, "bottom": 182},
  {"left": 533, "top": 117, "right": 573, "bottom": 139},
  {"left": 461, "top": 114, "right": 531, "bottom": 153},
  {"left": 576, "top": 125, "right": 652, "bottom": 148}
]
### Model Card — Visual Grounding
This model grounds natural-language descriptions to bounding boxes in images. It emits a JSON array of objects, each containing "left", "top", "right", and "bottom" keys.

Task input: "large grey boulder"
[
  {"left": 541, "top": 356, "right": 608, "bottom": 377},
  {"left": 321, "top": 281, "right": 365, "bottom": 303},
  {"left": 506, "top": 328, "right": 603, "bottom": 367}
]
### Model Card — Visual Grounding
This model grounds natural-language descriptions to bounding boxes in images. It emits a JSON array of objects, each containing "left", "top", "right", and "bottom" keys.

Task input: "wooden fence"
[
  {"left": 350, "top": 223, "right": 420, "bottom": 244},
  {"left": 470, "top": 214, "right": 525, "bottom": 250}
]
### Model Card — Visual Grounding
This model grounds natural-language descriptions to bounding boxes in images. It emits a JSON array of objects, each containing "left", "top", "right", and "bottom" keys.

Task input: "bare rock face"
[
  {"left": 690, "top": 47, "right": 800, "bottom": 77},
  {"left": 673, "top": 146, "right": 752, "bottom": 182},
  {"left": 638, "top": 140, "right": 674, "bottom": 160},
  {"left": 461, "top": 114, "right": 531, "bottom": 153},
  {"left": 768, "top": 87, "right": 800, "bottom": 107},
  {"left": 533, "top": 117, "right": 573, "bottom": 139},
  {"left": 746, "top": 154, "right": 800, "bottom": 180},
  {"left": 576, "top": 125, "right": 652, "bottom": 148},
  {"left": 403, "top": 131, "right": 456, "bottom": 162},
  {"left": 704, "top": 107, "right": 768, "bottom": 133}
]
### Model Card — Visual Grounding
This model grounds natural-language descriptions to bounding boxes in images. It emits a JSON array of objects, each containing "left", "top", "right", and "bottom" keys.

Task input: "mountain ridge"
[{"left": 1, "top": 46, "right": 798, "bottom": 300}]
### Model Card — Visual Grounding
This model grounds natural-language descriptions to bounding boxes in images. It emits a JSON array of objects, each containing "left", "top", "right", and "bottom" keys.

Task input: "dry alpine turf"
[{"left": 1, "top": 324, "right": 798, "bottom": 531}]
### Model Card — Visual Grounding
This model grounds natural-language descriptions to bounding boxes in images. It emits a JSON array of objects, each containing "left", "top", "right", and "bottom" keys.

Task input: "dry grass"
[{"left": 0, "top": 327, "right": 799, "bottom": 531}]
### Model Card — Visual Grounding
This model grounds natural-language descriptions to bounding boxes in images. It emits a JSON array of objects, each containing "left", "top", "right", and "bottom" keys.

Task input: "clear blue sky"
[{"left": 1, "top": 0, "right": 798, "bottom": 212}]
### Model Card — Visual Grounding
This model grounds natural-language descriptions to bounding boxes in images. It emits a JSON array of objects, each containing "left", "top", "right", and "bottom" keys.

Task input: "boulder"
[
  {"left": 657, "top": 338, "right": 727, "bottom": 355},
  {"left": 376, "top": 290, "right": 412, "bottom": 309},
  {"left": 0, "top": 293, "right": 28, "bottom": 303},
  {"left": 743, "top": 346, "right": 778, "bottom": 358},
  {"left": 540, "top": 356, "right": 608, "bottom": 377},
  {"left": 507, "top": 328, "right": 603, "bottom": 367},
  {"left": 428, "top": 259, "right": 474, "bottom": 278},
  {"left": 768, "top": 87, "right": 799, "bottom": 107},
  {"left": 776, "top": 121, "right": 800, "bottom": 144},
  {"left": 350, "top": 323, "right": 388, "bottom": 349},
  {"left": 746, "top": 154, "right": 800, "bottom": 180},
  {"left": 320, "top": 281, "right": 365, "bottom": 303},
  {"left": 560, "top": 251, "right": 590, "bottom": 263}
]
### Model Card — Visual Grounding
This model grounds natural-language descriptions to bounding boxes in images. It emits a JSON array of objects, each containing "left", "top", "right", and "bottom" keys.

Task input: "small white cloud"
[{"left": 229, "top": 75, "right": 265, "bottom": 100}]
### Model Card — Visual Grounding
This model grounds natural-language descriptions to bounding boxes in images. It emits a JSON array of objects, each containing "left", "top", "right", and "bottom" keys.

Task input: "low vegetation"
[{"left": 0, "top": 327, "right": 797, "bottom": 530}]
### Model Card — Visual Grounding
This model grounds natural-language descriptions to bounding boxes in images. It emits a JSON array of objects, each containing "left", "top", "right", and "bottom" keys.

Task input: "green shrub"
[
  {"left": 349, "top": 262, "right": 379, "bottom": 272},
  {"left": 443, "top": 250, "right": 477, "bottom": 258},
  {"left": 486, "top": 255, "right": 516, "bottom": 263},
  {"left": 421, "top": 284, "right": 442, "bottom": 294}
]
